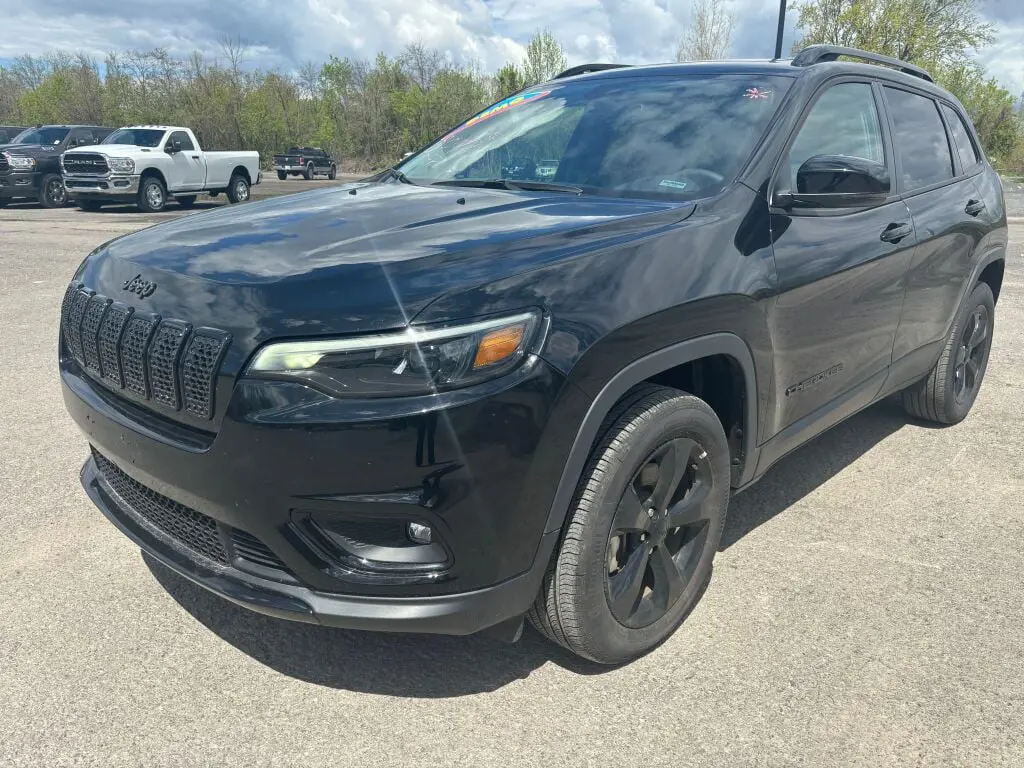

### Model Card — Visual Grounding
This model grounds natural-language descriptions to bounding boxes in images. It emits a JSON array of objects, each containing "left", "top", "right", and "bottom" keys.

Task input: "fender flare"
[{"left": 542, "top": 332, "right": 759, "bottom": 534}]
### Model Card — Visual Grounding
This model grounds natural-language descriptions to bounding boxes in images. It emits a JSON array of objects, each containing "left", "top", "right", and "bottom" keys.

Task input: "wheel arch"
[
  {"left": 139, "top": 167, "right": 167, "bottom": 188},
  {"left": 542, "top": 333, "right": 759, "bottom": 534},
  {"left": 231, "top": 165, "right": 252, "bottom": 183}
]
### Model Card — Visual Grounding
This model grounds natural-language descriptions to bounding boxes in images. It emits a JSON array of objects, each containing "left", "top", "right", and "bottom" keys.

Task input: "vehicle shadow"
[
  {"left": 145, "top": 399, "right": 916, "bottom": 696},
  {"left": 85, "top": 202, "right": 223, "bottom": 214}
]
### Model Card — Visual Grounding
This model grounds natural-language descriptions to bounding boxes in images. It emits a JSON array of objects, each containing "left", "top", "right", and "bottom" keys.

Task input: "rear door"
[
  {"left": 884, "top": 88, "right": 988, "bottom": 375},
  {"left": 766, "top": 79, "right": 915, "bottom": 438},
  {"left": 165, "top": 130, "right": 205, "bottom": 191}
]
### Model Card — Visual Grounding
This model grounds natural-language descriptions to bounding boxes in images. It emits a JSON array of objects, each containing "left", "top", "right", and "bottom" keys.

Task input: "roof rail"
[
  {"left": 554, "top": 63, "right": 630, "bottom": 80},
  {"left": 791, "top": 45, "right": 933, "bottom": 83}
]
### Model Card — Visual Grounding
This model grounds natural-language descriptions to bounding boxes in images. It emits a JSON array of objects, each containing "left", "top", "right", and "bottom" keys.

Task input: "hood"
[
  {"left": 64, "top": 144, "right": 157, "bottom": 157},
  {"left": 76, "top": 182, "right": 693, "bottom": 369},
  {"left": 0, "top": 143, "right": 60, "bottom": 158}
]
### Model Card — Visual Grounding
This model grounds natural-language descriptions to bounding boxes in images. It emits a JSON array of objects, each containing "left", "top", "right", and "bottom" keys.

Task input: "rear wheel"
[
  {"left": 304, "top": 162, "right": 315, "bottom": 180},
  {"left": 226, "top": 173, "right": 250, "bottom": 204},
  {"left": 900, "top": 282, "right": 995, "bottom": 425},
  {"left": 76, "top": 200, "right": 103, "bottom": 212},
  {"left": 328, "top": 164, "right": 337, "bottom": 180},
  {"left": 39, "top": 173, "right": 68, "bottom": 208},
  {"left": 528, "top": 385, "right": 730, "bottom": 664},
  {"left": 277, "top": 171, "right": 287, "bottom": 181},
  {"left": 137, "top": 176, "right": 167, "bottom": 212}
]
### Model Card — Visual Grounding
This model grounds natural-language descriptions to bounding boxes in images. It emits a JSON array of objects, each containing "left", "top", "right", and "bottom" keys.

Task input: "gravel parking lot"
[{"left": 1, "top": 185, "right": 1022, "bottom": 767}]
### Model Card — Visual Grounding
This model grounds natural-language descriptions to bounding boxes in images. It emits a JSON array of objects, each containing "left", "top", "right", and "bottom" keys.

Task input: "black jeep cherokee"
[
  {"left": 0, "top": 125, "right": 112, "bottom": 208},
  {"left": 59, "top": 46, "right": 1007, "bottom": 664}
]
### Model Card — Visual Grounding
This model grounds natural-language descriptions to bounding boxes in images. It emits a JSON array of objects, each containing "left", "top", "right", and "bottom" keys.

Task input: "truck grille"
[
  {"left": 63, "top": 152, "right": 109, "bottom": 175},
  {"left": 61, "top": 281, "right": 230, "bottom": 421},
  {"left": 0, "top": 155, "right": 8, "bottom": 172},
  {"left": 92, "top": 448, "right": 293, "bottom": 576}
]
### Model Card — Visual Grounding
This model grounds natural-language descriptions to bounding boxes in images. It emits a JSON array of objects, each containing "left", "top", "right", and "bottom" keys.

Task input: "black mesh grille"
[
  {"left": 147, "top": 321, "right": 190, "bottom": 409},
  {"left": 80, "top": 296, "right": 111, "bottom": 375},
  {"left": 181, "top": 333, "right": 229, "bottom": 419},
  {"left": 98, "top": 304, "right": 131, "bottom": 388},
  {"left": 120, "top": 314, "right": 159, "bottom": 397},
  {"left": 231, "top": 529, "right": 290, "bottom": 571},
  {"left": 61, "top": 283, "right": 229, "bottom": 421},
  {"left": 63, "top": 153, "right": 108, "bottom": 174},
  {"left": 92, "top": 448, "right": 229, "bottom": 565}
]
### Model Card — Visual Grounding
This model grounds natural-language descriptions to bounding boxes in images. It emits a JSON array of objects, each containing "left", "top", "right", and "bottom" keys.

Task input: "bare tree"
[{"left": 676, "top": 0, "right": 735, "bottom": 61}]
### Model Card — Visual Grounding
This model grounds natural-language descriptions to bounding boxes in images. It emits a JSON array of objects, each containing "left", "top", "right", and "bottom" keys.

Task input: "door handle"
[
  {"left": 965, "top": 199, "right": 986, "bottom": 216},
  {"left": 880, "top": 222, "right": 913, "bottom": 243},
  {"left": 191, "top": 155, "right": 200, "bottom": 160}
]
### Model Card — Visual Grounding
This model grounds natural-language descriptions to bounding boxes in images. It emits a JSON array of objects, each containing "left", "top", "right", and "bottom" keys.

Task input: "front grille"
[
  {"left": 93, "top": 448, "right": 229, "bottom": 565},
  {"left": 63, "top": 153, "right": 109, "bottom": 175},
  {"left": 0, "top": 155, "right": 8, "bottom": 172},
  {"left": 92, "top": 448, "right": 294, "bottom": 577},
  {"left": 62, "top": 282, "right": 230, "bottom": 421}
]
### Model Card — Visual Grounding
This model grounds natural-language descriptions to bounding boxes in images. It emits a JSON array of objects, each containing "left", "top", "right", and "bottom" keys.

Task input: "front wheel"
[
  {"left": 529, "top": 385, "right": 730, "bottom": 664},
  {"left": 226, "top": 173, "right": 250, "bottom": 204},
  {"left": 137, "top": 176, "right": 167, "bottom": 212},
  {"left": 328, "top": 164, "right": 337, "bottom": 180},
  {"left": 39, "top": 173, "right": 68, "bottom": 208},
  {"left": 277, "top": 171, "right": 287, "bottom": 181},
  {"left": 900, "top": 281, "right": 995, "bottom": 424}
]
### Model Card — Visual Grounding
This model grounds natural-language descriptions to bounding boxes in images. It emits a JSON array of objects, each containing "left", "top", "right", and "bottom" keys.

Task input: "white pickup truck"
[{"left": 61, "top": 126, "right": 261, "bottom": 212}]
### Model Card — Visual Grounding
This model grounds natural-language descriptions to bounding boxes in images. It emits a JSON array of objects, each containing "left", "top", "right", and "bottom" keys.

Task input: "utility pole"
[{"left": 774, "top": 0, "right": 787, "bottom": 59}]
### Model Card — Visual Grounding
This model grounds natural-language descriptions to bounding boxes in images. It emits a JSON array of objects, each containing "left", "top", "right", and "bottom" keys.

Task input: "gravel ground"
[{"left": 0, "top": 189, "right": 1022, "bottom": 767}]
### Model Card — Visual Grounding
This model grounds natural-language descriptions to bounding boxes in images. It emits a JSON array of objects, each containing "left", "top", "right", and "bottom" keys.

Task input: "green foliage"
[
  {"left": 522, "top": 30, "right": 568, "bottom": 86},
  {"left": 937, "top": 61, "right": 1021, "bottom": 165}
]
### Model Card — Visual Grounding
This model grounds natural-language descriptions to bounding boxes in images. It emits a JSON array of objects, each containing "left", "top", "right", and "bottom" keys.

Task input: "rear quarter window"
[
  {"left": 884, "top": 87, "right": 955, "bottom": 191},
  {"left": 941, "top": 104, "right": 981, "bottom": 172}
]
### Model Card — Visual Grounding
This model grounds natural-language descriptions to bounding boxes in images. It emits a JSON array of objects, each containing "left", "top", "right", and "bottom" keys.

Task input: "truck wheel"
[
  {"left": 304, "top": 162, "right": 315, "bottom": 180},
  {"left": 76, "top": 200, "right": 103, "bottom": 212},
  {"left": 528, "top": 385, "right": 730, "bottom": 664},
  {"left": 277, "top": 171, "right": 287, "bottom": 181},
  {"left": 137, "top": 176, "right": 167, "bottom": 212},
  {"left": 176, "top": 195, "right": 197, "bottom": 209},
  {"left": 39, "top": 173, "right": 68, "bottom": 208},
  {"left": 227, "top": 173, "right": 250, "bottom": 203},
  {"left": 900, "top": 282, "right": 995, "bottom": 425},
  {"left": 328, "top": 164, "right": 337, "bottom": 180}
]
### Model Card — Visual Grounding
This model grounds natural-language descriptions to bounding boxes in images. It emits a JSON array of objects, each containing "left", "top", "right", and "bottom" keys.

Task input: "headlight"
[
  {"left": 108, "top": 157, "right": 135, "bottom": 173},
  {"left": 247, "top": 311, "right": 543, "bottom": 397},
  {"left": 4, "top": 153, "right": 35, "bottom": 170}
]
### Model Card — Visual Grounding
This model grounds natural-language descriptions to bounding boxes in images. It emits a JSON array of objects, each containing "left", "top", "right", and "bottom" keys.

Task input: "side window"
[
  {"left": 941, "top": 104, "right": 981, "bottom": 172},
  {"left": 884, "top": 87, "right": 954, "bottom": 191},
  {"left": 70, "top": 129, "right": 95, "bottom": 147},
  {"left": 168, "top": 131, "right": 195, "bottom": 152},
  {"left": 784, "top": 82, "right": 886, "bottom": 192}
]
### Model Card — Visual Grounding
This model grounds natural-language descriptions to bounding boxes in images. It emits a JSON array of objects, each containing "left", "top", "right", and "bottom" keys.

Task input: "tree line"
[{"left": 1, "top": 0, "right": 1022, "bottom": 171}]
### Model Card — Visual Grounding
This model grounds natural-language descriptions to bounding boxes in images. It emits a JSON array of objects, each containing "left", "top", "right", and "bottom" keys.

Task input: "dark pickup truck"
[
  {"left": 0, "top": 124, "right": 113, "bottom": 208},
  {"left": 273, "top": 146, "right": 337, "bottom": 180},
  {"left": 0, "top": 126, "right": 25, "bottom": 143}
]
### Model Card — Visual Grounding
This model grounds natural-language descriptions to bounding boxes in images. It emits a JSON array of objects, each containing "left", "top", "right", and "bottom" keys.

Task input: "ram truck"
[
  {"left": 0, "top": 125, "right": 113, "bottom": 208},
  {"left": 61, "top": 126, "right": 260, "bottom": 212}
]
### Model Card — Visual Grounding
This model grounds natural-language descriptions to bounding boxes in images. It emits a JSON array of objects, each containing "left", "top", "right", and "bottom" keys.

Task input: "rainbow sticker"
[{"left": 444, "top": 90, "right": 552, "bottom": 141}]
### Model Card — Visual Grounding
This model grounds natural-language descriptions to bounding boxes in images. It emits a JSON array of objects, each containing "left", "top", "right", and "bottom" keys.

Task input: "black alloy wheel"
[
  {"left": 953, "top": 304, "right": 989, "bottom": 404},
  {"left": 40, "top": 173, "right": 68, "bottom": 208}
]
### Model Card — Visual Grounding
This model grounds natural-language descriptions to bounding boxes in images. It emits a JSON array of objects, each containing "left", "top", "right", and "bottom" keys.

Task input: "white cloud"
[{"left": 0, "top": 0, "right": 1021, "bottom": 94}]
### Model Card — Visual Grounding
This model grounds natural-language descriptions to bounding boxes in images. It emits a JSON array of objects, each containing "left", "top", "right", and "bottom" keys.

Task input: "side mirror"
[
  {"left": 167, "top": 139, "right": 182, "bottom": 154},
  {"left": 776, "top": 154, "right": 890, "bottom": 209}
]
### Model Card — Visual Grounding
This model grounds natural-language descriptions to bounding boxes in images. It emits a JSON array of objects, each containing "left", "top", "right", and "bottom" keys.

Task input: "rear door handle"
[
  {"left": 880, "top": 222, "right": 913, "bottom": 243},
  {"left": 965, "top": 199, "right": 986, "bottom": 216}
]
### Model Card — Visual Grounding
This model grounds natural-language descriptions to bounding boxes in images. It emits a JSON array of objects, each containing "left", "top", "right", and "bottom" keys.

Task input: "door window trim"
[
  {"left": 879, "top": 83, "right": 959, "bottom": 199},
  {"left": 768, "top": 75, "right": 898, "bottom": 217}
]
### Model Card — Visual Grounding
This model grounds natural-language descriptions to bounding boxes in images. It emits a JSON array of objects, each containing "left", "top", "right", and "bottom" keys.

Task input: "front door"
[
  {"left": 166, "top": 130, "right": 205, "bottom": 191},
  {"left": 766, "top": 80, "right": 915, "bottom": 439}
]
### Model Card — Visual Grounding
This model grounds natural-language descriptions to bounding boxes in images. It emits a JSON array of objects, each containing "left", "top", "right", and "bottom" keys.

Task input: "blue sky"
[{"left": 1, "top": 0, "right": 1021, "bottom": 95}]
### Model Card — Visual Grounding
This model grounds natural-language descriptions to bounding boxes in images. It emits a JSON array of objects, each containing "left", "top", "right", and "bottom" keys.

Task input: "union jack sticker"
[{"left": 745, "top": 87, "right": 771, "bottom": 99}]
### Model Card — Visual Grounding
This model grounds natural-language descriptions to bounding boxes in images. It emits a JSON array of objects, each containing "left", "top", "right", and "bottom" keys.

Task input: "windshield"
[
  {"left": 102, "top": 128, "right": 166, "bottom": 148},
  {"left": 401, "top": 74, "right": 791, "bottom": 200},
  {"left": 12, "top": 127, "right": 70, "bottom": 146}
]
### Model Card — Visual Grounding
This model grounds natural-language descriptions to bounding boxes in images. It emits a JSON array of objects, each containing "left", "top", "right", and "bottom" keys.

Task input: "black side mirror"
[
  {"left": 776, "top": 154, "right": 890, "bottom": 209},
  {"left": 167, "top": 139, "right": 182, "bottom": 154}
]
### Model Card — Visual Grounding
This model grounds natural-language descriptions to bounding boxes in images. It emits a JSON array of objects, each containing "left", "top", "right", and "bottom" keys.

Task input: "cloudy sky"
[{"left": 2, "top": 0, "right": 1022, "bottom": 95}]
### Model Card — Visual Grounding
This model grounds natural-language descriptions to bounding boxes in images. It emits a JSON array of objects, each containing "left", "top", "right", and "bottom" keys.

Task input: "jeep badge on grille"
[{"left": 122, "top": 274, "right": 157, "bottom": 298}]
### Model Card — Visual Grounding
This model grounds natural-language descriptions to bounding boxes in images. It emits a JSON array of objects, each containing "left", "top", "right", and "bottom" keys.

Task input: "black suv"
[
  {"left": 273, "top": 146, "right": 337, "bottom": 180},
  {"left": 59, "top": 47, "right": 1006, "bottom": 664},
  {"left": 0, "top": 125, "right": 113, "bottom": 208}
]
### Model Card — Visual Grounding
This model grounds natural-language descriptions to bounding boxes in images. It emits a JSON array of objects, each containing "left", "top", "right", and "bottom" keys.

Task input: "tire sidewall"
[
  {"left": 562, "top": 395, "right": 730, "bottom": 662},
  {"left": 227, "top": 175, "right": 249, "bottom": 203},
  {"left": 943, "top": 282, "right": 995, "bottom": 423},
  {"left": 39, "top": 173, "right": 67, "bottom": 208},
  {"left": 138, "top": 177, "right": 166, "bottom": 212},
  {"left": 328, "top": 164, "right": 337, "bottom": 180}
]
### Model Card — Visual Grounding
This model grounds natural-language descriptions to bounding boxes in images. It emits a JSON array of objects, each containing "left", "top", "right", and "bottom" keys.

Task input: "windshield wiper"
[
  {"left": 432, "top": 178, "right": 583, "bottom": 195},
  {"left": 376, "top": 167, "right": 414, "bottom": 184}
]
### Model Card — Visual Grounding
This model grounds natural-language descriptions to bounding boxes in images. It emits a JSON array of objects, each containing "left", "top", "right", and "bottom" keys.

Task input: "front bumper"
[
  {"left": 62, "top": 354, "right": 569, "bottom": 634},
  {"left": 0, "top": 169, "right": 41, "bottom": 198},
  {"left": 64, "top": 173, "right": 140, "bottom": 197}
]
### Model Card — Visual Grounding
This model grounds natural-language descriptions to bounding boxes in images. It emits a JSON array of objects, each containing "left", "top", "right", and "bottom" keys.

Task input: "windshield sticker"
[
  {"left": 444, "top": 90, "right": 552, "bottom": 141},
  {"left": 659, "top": 179, "right": 688, "bottom": 190},
  {"left": 745, "top": 87, "right": 772, "bottom": 100}
]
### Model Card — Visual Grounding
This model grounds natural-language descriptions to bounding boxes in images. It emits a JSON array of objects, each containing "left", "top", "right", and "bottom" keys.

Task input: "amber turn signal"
[{"left": 473, "top": 324, "right": 526, "bottom": 369}]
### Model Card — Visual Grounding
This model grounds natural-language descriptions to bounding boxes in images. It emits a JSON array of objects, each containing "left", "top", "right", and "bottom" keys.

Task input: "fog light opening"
[{"left": 407, "top": 521, "right": 433, "bottom": 544}]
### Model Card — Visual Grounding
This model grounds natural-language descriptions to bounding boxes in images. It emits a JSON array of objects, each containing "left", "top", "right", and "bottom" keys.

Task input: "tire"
[
  {"left": 137, "top": 176, "right": 167, "bottom": 213},
  {"left": 226, "top": 173, "right": 250, "bottom": 204},
  {"left": 900, "top": 282, "right": 995, "bottom": 425},
  {"left": 528, "top": 384, "right": 730, "bottom": 664},
  {"left": 38, "top": 173, "right": 68, "bottom": 209},
  {"left": 176, "top": 195, "right": 197, "bottom": 209},
  {"left": 76, "top": 200, "right": 103, "bottom": 212},
  {"left": 277, "top": 171, "right": 287, "bottom": 181},
  {"left": 304, "top": 162, "right": 315, "bottom": 180},
  {"left": 328, "top": 164, "right": 337, "bottom": 180}
]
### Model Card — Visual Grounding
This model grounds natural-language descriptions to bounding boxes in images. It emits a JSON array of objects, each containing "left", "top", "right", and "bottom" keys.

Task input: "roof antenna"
[{"left": 774, "top": 0, "right": 786, "bottom": 60}]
